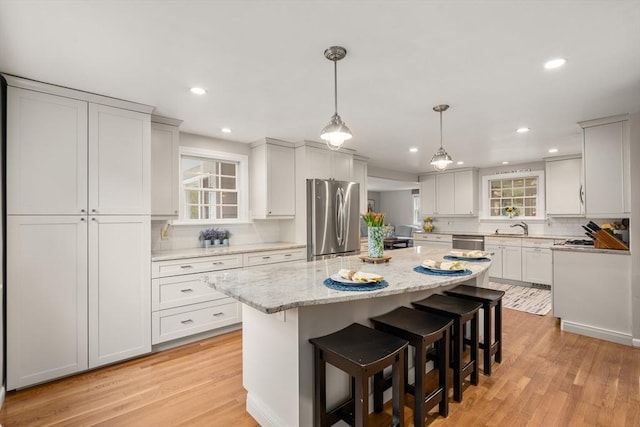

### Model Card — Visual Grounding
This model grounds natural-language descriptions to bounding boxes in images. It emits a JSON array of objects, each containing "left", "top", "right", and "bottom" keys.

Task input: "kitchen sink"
[{"left": 493, "top": 233, "right": 525, "bottom": 236}]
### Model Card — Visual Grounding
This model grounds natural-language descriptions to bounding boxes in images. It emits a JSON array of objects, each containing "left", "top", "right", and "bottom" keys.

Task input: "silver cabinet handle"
[
  {"left": 579, "top": 184, "right": 584, "bottom": 204},
  {"left": 80, "top": 217, "right": 86, "bottom": 222},
  {"left": 91, "top": 217, "right": 97, "bottom": 222},
  {"left": 262, "top": 256, "right": 271, "bottom": 260},
  {"left": 180, "top": 288, "right": 194, "bottom": 293},
  {"left": 180, "top": 265, "right": 193, "bottom": 269},
  {"left": 180, "top": 319, "right": 194, "bottom": 324},
  {"left": 91, "top": 209, "right": 97, "bottom": 213},
  {"left": 213, "top": 312, "right": 224, "bottom": 317},
  {"left": 81, "top": 209, "right": 86, "bottom": 213},
  {"left": 212, "top": 261, "right": 224, "bottom": 265},
  {"left": 284, "top": 254, "right": 292, "bottom": 257}
]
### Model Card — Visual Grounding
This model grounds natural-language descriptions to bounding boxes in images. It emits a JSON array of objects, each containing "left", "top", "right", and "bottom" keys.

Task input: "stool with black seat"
[
  {"left": 309, "top": 323, "right": 408, "bottom": 427},
  {"left": 444, "top": 284, "right": 505, "bottom": 376},
  {"left": 412, "top": 294, "right": 482, "bottom": 402},
  {"left": 370, "top": 306, "right": 453, "bottom": 426}
]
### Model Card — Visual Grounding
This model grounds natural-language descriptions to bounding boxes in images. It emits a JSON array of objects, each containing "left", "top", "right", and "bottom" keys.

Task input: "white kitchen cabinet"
[
  {"left": 545, "top": 156, "right": 583, "bottom": 216},
  {"left": 151, "top": 117, "right": 181, "bottom": 217},
  {"left": 352, "top": 158, "right": 368, "bottom": 215},
  {"left": 485, "top": 236, "right": 521, "bottom": 281},
  {"left": 88, "top": 216, "right": 151, "bottom": 368},
  {"left": 419, "top": 174, "right": 436, "bottom": 217},
  {"left": 243, "top": 247, "right": 306, "bottom": 267},
  {"left": 250, "top": 139, "right": 295, "bottom": 219},
  {"left": 7, "top": 87, "right": 88, "bottom": 215},
  {"left": 304, "top": 145, "right": 353, "bottom": 181},
  {"left": 521, "top": 238, "right": 554, "bottom": 286},
  {"left": 413, "top": 233, "right": 452, "bottom": 250},
  {"left": 89, "top": 103, "right": 150, "bottom": 215},
  {"left": 7, "top": 216, "right": 88, "bottom": 389},
  {"left": 579, "top": 116, "right": 630, "bottom": 217},
  {"left": 419, "top": 168, "right": 478, "bottom": 216},
  {"left": 331, "top": 150, "right": 353, "bottom": 181}
]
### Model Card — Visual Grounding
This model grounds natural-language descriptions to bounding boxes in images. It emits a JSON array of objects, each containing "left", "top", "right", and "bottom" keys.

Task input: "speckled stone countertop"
[
  {"left": 414, "top": 231, "right": 578, "bottom": 240},
  {"left": 550, "top": 245, "right": 630, "bottom": 255},
  {"left": 151, "top": 242, "right": 306, "bottom": 262},
  {"left": 210, "top": 246, "right": 490, "bottom": 314}
]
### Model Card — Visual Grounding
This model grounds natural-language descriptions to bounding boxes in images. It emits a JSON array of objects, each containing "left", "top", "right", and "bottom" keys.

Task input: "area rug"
[{"left": 484, "top": 282, "right": 552, "bottom": 316}]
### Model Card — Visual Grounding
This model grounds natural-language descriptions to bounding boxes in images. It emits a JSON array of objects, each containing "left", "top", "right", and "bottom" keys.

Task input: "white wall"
[{"left": 379, "top": 190, "right": 415, "bottom": 226}]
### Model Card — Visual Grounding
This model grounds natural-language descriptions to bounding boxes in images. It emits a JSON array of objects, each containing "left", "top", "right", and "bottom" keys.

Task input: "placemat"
[
  {"left": 444, "top": 255, "right": 491, "bottom": 262},
  {"left": 323, "top": 278, "right": 389, "bottom": 292},
  {"left": 413, "top": 266, "right": 473, "bottom": 277}
]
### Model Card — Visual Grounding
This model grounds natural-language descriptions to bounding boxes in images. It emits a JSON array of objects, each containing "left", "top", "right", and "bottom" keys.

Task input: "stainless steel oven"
[{"left": 452, "top": 234, "right": 485, "bottom": 251}]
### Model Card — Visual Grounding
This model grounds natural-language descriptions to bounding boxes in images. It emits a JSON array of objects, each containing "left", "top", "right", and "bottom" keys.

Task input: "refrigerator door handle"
[{"left": 336, "top": 187, "right": 344, "bottom": 245}]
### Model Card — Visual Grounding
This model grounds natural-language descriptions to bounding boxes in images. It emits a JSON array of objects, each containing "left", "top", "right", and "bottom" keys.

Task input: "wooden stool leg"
[
  {"left": 313, "top": 347, "right": 326, "bottom": 427},
  {"left": 373, "top": 371, "right": 384, "bottom": 413},
  {"left": 392, "top": 350, "right": 406, "bottom": 427},
  {"left": 483, "top": 303, "right": 492, "bottom": 376},
  {"left": 414, "top": 342, "right": 427, "bottom": 427},
  {"left": 439, "top": 328, "right": 449, "bottom": 417},
  {"left": 496, "top": 300, "right": 503, "bottom": 363},
  {"left": 452, "top": 322, "right": 463, "bottom": 402},
  {"left": 355, "top": 371, "right": 370, "bottom": 427},
  {"left": 471, "top": 313, "right": 479, "bottom": 386}
]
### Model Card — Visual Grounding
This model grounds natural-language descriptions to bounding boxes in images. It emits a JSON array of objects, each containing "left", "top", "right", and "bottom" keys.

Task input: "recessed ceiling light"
[
  {"left": 190, "top": 87, "right": 207, "bottom": 95},
  {"left": 221, "top": 127, "right": 232, "bottom": 134},
  {"left": 409, "top": 147, "right": 418, "bottom": 153},
  {"left": 457, "top": 161, "right": 464, "bottom": 165},
  {"left": 548, "top": 148, "right": 559, "bottom": 153},
  {"left": 502, "top": 161, "right": 509, "bottom": 165},
  {"left": 516, "top": 127, "right": 530, "bottom": 133},
  {"left": 544, "top": 58, "right": 567, "bottom": 69}
]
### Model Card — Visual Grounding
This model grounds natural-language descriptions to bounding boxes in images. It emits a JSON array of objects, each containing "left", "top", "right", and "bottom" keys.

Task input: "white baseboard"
[
  {"left": 0, "top": 385, "right": 5, "bottom": 409},
  {"left": 561, "top": 320, "right": 633, "bottom": 346},
  {"left": 246, "top": 393, "right": 290, "bottom": 427},
  {"left": 632, "top": 338, "right": 640, "bottom": 348}
]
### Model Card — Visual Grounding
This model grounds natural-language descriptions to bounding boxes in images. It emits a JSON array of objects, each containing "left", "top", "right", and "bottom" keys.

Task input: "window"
[
  {"left": 179, "top": 147, "right": 248, "bottom": 223},
  {"left": 412, "top": 194, "right": 421, "bottom": 224},
  {"left": 481, "top": 170, "right": 545, "bottom": 219}
]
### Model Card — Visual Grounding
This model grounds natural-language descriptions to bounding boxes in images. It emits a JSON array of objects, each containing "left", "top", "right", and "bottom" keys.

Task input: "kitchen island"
[{"left": 211, "top": 246, "right": 490, "bottom": 427}]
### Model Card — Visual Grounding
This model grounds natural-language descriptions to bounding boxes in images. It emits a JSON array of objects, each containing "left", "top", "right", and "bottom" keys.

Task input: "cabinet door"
[
  {"left": 436, "top": 173, "right": 455, "bottom": 215},
  {"left": 352, "top": 160, "right": 368, "bottom": 215},
  {"left": 331, "top": 151, "right": 353, "bottom": 181},
  {"left": 7, "top": 216, "right": 88, "bottom": 389},
  {"left": 89, "top": 104, "right": 150, "bottom": 215},
  {"left": 89, "top": 216, "right": 151, "bottom": 368},
  {"left": 583, "top": 121, "right": 626, "bottom": 216},
  {"left": 7, "top": 87, "right": 88, "bottom": 215},
  {"left": 502, "top": 246, "right": 522, "bottom": 281},
  {"left": 306, "top": 147, "right": 331, "bottom": 179},
  {"left": 485, "top": 244, "right": 503, "bottom": 279},
  {"left": 522, "top": 247, "right": 553, "bottom": 286},
  {"left": 267, "top": 144, "right": 295, "bottom": 216},
  {"left": 545, "top": 158, "right": 583, "bottom": 216},
  {"left": 151, "top": 122, "right": 179, "bottom": 216},
  {"left": 420, "top": 175, "right": 436, "bottom": 216},
  {"left": 453, "top": 170, "right": 477, "bottom": 215}
]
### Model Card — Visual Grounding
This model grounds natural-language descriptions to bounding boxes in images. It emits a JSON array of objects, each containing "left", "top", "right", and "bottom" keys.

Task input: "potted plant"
[
  {"left": 199, "top": 228, "right": 216, "bottom": 247},
  {"left": 221, "top": 229, "right": 232, "bottom": 246}
]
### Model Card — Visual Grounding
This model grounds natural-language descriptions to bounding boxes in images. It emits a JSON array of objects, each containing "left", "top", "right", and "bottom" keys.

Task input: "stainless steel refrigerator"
[{"left": 307, "top": 179, "right": 360, "bottom": 260}]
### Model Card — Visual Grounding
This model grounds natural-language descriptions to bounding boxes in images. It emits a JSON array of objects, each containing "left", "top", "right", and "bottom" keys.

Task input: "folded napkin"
[
  {"left": 338, "top": 269, "right": 384, "bottom": 282},
  {"left": 422, "top": 259, "right": 466, "bottom": 270},
  {"left": 450, "top": 250, "right": 485, "bottom": 258}
]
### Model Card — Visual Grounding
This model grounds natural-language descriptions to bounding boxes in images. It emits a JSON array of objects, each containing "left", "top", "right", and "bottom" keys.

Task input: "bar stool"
[
  {"left": 444, "top": 284, "right": 505, "bottom": 376},
  {"left": 309, "top": 323, "right": 408, "bottom": 427},
  {"left": 370, "top": 306, "right": 453, "bottom": 426},
  {"left": 412, "top": 294, "right": 481, "bottom": 402}
]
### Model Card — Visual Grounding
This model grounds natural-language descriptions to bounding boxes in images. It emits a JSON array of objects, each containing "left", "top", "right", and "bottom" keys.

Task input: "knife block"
[{"left": 593, "top": 230, "right": 629, "bottom": 250}]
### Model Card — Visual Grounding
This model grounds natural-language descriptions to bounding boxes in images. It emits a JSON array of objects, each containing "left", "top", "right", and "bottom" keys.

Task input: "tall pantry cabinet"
[{"left": 4, "top": 76, "right": 153, "bottom": 389}]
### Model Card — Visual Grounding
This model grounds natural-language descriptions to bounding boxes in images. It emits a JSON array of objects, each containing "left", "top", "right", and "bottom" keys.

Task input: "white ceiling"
[{"left": 1, "top": 1, "right": 639, "bottom": 175}]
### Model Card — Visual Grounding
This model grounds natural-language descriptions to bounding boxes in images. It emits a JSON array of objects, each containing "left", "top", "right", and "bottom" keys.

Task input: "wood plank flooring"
[{"left": 1, "top": 308, "right": 639, "bottom": 426}]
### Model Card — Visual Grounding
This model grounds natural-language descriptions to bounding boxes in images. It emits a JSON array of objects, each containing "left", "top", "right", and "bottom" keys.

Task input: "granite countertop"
[
  {"left": 151, "top": 242, "right": 306, "bottom": 262},
  {"left": 550, "top": 245, "right": 630, "bottom": 255},
  {"left": 210, "top": 246, "right": 490, "bottom": 314},
  {"left": 414, "top": 231, "right": 579, "bottom": 240}
]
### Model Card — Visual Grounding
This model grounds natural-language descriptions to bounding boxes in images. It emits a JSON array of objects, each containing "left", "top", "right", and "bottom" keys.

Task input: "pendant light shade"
[
  {"left": 430, "top": 104, "right": 453, "bottom": 171},
  {"left": 320, "top": 46, "right": 352, "bottom": 150}
]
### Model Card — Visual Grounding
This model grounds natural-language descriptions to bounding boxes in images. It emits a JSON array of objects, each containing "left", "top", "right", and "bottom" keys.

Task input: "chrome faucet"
[{"left": 510, "top": 221, "right": 529, "bottom": 235}]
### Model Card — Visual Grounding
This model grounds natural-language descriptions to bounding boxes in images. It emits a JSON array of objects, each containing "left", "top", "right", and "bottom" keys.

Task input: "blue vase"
[{"left": 368, "top": 227, "right": 384, "bottom": 258}]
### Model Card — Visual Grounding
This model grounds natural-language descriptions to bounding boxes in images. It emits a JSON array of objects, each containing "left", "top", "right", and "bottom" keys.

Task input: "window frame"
[
  {"left": 176, "top": 146, "right": 249, "bottom": 224},
  {"left": 412, "top": 193, "right": 421, "bottom": 225},
  {"left": 481, "top": 170, "right": 545, "bottom": 220}
]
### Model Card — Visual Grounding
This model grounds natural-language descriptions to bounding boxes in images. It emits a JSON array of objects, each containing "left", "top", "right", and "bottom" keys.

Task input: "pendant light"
[
  {"left": 430, "top": 104, "right": 453, "bottom": 171},
  {"left": 320, "top": 46, "right": 352, "bottom": 150}
]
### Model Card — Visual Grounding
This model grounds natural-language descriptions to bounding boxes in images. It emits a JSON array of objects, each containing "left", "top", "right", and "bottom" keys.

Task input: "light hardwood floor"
[{"left": 2, "top": 308, "right": 640, "bottom": 426}]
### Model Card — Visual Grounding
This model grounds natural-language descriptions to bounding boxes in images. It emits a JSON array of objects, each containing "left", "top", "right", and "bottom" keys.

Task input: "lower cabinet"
[
  {"left": 485, "top": 237, "right": 522, "bottom": 281},
  {"left": 521, "top": 239, "right": 554, "bottom": 286},
  {"left": 412, "top": 233, "right": 452, "bottom": 251},
  {"left": 486, "top": 237, "right": 556, "bottom": 285}
]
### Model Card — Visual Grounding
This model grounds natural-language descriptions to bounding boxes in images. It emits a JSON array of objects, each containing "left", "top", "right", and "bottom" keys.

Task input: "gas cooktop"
[{"left": 562, "top": 239, "right": 595, "bottom": 246}]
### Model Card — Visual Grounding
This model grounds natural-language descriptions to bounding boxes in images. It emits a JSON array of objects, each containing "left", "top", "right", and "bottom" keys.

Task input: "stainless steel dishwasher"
[{"left": 452, "top": 234, "right": 485, "bottom": 251}]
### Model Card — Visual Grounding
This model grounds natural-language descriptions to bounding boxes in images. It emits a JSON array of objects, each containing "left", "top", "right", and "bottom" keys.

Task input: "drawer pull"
[
  {"left": 284, "top": 254, "right": 292, "bottom": 257},
  {"left": 180, "top": 265, "right": 193, "bottom": 269},
  {"left": 213, "top": 312, "right": 225, "bottom": 317},
  {"left": 180, "top": 319, "right": 194, "bottom": 324},
  {"left": 212, "top": 261, "right": 224, "bottom": 265},
  {"left": 180, "top": 288, "right": 194, "bottom": 293},
  {"left": 262, "top": 256, "right": 271, "bottom": 260}
]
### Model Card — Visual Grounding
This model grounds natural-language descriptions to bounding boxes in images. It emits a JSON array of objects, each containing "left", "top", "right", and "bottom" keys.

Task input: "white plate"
[
  {"left": 329, "top": 273, "right": 380, "bottom": 285},
  {"left": 421, "top": 265, "right": 465, "bottom": 273},
  {"left": 449, "top": 252, "right": 489, "bottom": 260}
]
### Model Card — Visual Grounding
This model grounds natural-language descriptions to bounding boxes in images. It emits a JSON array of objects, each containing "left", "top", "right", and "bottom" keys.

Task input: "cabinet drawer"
[
  {"left": 152, "top": 300, "right": 241, "bottom": 344},
  {"left": 485, "top": 237, "right": 522, "bottom": 247},
  {"left": 243, "top": 248, "right": 306, "bottom": 267},
  {"left": 521, "top": 238, "right": 555, "bottom": 249},
  {"left": 152, "top": 254, "right": 243, "bottom": 278},
  {"left": 152, "top": 273, "right": 227, "bottom": 311},
  {"left": 413, "top": 234, "right": 452, "bottom": 243}
]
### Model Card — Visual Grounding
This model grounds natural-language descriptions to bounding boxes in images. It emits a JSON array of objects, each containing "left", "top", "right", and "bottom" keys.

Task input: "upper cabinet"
[
  {"left": 151, "top": 116, "right": 181, "bottom": 217},
  {"left": 250, "top": 138, "right": 295, "bottom": 219},
  {"left": 545, "top": 156, "right": 584, "bottom": 216},
  {"left": 579, "top": 115, "right": 631, "bottom": 217},
  {"left": 419, "top": 168, "right": 478, "bottom": 216},
  {"left": 305, "top": 145, "right": 353, "bottom": 181},
  {"left": 352, "top": 157, "right": 368, "bottom": 215},
  {"left": 7, "top": 84, "right": 151, "bottom": 216}
]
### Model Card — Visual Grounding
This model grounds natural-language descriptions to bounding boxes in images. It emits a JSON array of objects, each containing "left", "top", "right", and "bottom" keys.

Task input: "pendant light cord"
[
  {"left": 333, "top": 60, "right": 338, "bottom": 115},
  {"left": 439, "top": 110, "right": 443, "bottom": 149}
]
